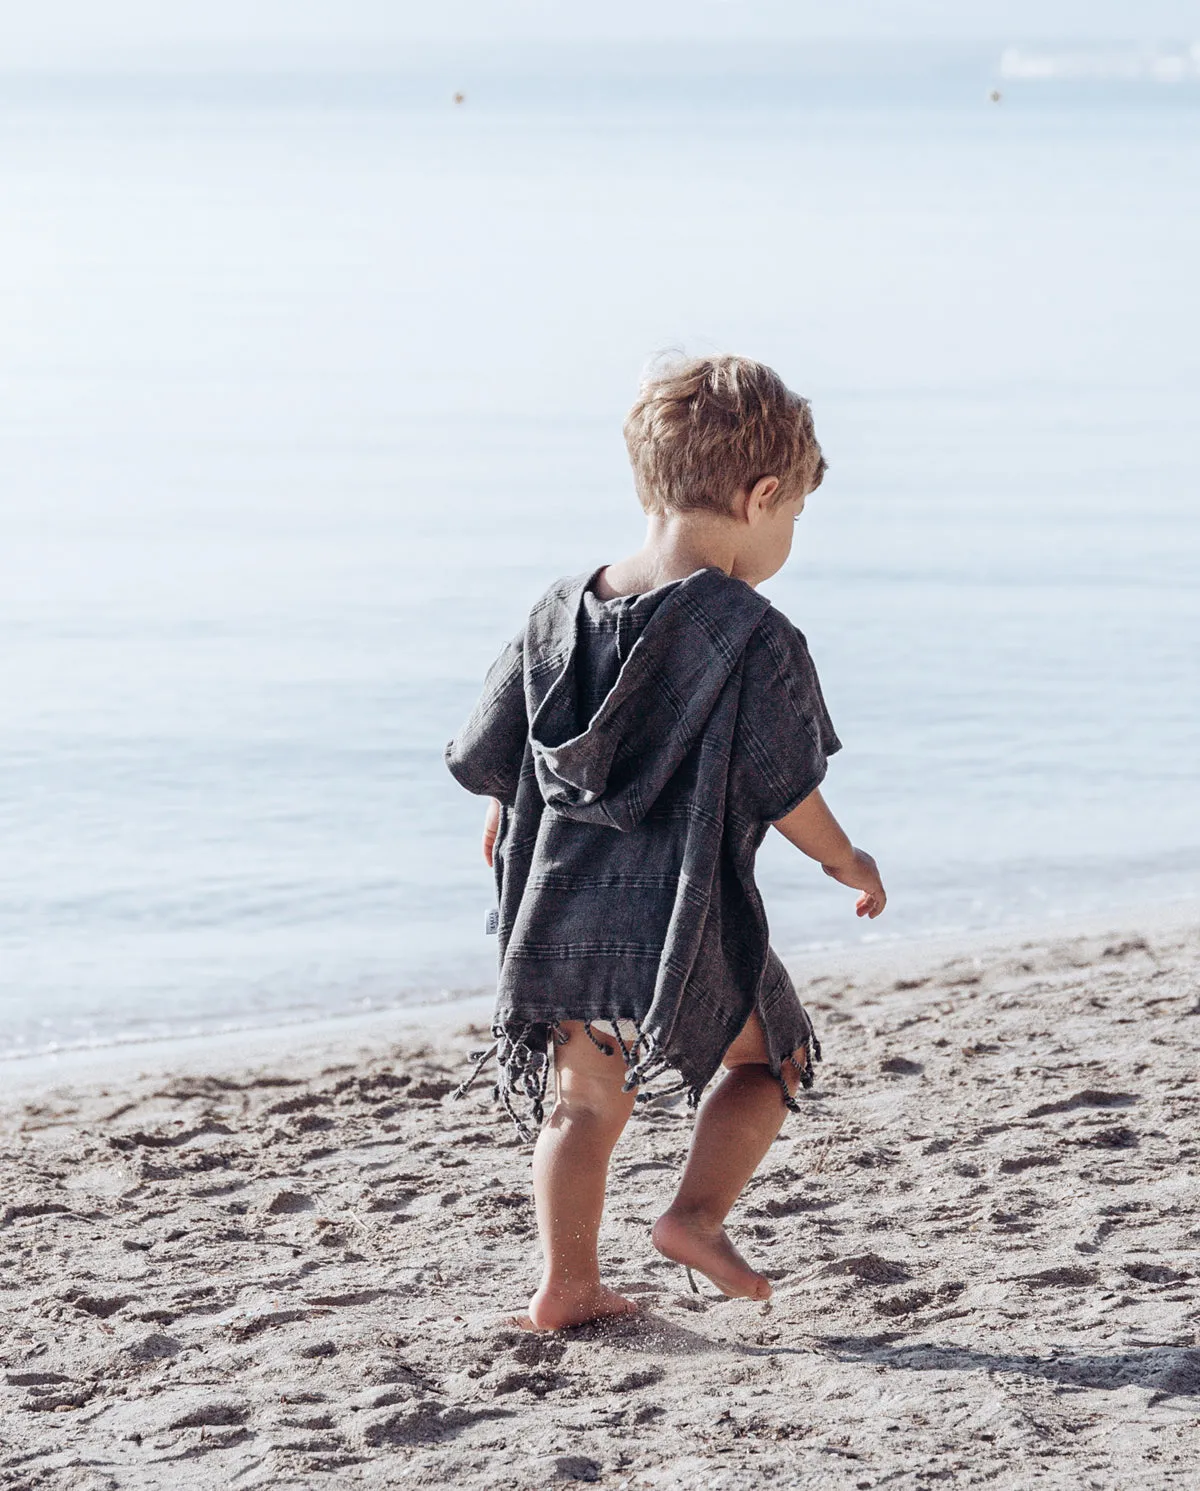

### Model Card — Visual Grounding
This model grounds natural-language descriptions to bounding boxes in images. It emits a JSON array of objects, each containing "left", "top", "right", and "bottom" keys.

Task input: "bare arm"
[
  {"left": 482, "top": 797, "right": 501, "bottom": 867},
  {"left": 773, "top": 787, "right": 886, "bottom": 919}
]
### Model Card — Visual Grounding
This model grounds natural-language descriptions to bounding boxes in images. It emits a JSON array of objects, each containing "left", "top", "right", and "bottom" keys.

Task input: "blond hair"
[{"left": 623, "top": 354, "right": 825, "bottom": 517}]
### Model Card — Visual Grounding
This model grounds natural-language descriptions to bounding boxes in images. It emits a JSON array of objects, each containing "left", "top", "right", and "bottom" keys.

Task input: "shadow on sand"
[
  {"left": 531, "top": 1310, "right": 1200, "bottom": 1404},
  {"left": 813, "top": 1335, "right": 1200, "bottom": 1399}
]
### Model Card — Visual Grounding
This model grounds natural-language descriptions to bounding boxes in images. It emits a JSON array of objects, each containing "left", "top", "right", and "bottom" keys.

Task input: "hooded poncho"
[{"left": 445, "top": 565, "right": 841, "bottom": 1137}]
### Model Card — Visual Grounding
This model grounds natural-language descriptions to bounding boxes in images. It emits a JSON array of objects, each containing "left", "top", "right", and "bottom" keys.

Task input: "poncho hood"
[{"left": 526, "top": 567, "right": 771, "bottom": 832}]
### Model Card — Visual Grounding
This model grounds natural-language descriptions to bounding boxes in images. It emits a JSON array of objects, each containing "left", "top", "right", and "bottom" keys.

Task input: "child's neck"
[{"left": 597, "top": 513, "right": 744, "bottom": 600}]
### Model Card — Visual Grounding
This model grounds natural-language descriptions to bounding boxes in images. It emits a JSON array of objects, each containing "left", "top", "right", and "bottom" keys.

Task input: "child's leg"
[
  {"left": 526, "top": 1021, "right": 639, "bottom": 1330},
  {"left": 652, "top": 1014, "right": 796, "bottom": 1300}
]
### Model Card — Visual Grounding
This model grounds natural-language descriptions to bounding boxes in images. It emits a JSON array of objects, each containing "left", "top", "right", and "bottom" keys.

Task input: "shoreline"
[{"left": 3, "top": 895, "right": 1195, "bottom": 1104}]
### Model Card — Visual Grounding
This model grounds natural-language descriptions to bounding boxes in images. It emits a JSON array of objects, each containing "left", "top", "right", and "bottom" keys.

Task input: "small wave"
[
  {"left": 0, "top": 984, "right": 493, "bottom": 1065},
  {"left": 999, "top": 44, "right": 1200, "bottom": 83}
]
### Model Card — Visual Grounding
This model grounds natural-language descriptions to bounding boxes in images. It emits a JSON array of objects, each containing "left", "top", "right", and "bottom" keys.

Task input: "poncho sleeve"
[
  {"left": 444, "top": 634, "right": 528, "bottom": 804},
  {"left": 734, "top": 610, "right": 842, "bottom": 823}
]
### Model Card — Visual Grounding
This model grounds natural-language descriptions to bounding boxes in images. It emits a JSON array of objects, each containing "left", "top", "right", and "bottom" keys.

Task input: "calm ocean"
[{"left": 2, "top": 45, "right": 1198, "bottom": 1057}]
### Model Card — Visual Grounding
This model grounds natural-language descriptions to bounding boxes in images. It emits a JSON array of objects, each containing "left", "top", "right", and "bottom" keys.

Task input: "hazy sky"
[{"left": 5, "top": 0, "right": 1198, "bottom": 66}]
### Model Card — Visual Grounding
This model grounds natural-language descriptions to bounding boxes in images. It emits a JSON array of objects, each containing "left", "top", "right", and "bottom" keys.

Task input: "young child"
[{"left": 446, "top": 355, "right": 885, "bottom": 1331}]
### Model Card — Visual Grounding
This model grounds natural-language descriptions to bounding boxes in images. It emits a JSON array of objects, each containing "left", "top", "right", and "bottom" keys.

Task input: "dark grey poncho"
[{"left": 445, "top": 566, "right": 841, "bottom": 1136}]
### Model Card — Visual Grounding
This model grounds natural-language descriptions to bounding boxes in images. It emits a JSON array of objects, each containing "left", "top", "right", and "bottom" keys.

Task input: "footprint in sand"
[
  {"left": 262, "top": 1189, "right": 314, "bottom": 1214},
  {"left": 879, "top": 1056, "right": 924, "bottom": 1076},
  {"left": 821, "top": 1253, "right": 912, "bottom": 1286},
  {"left": 1027, "top": 1089, "right": 1139, "bottom": 1119}
]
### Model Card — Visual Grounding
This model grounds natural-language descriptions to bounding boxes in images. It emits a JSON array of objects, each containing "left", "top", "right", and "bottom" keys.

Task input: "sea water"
[{"left": 2, "top": 46, "right": 1198, "bottom": 1057}]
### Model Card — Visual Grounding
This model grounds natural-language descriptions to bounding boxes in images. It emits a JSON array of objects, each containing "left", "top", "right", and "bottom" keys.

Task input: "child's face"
[{"left": 733, "top": 481, "right": 808, "bottom": 587}]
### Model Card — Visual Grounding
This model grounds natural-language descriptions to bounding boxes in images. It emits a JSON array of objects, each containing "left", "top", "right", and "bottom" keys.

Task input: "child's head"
[{"left": 623, "top": 355, "right": 825, "bottom": 520}]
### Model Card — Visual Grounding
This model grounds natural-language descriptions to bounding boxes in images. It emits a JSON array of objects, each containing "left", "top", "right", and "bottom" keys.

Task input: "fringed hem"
[
  {"left": 452, "top": 1018, "right": 823, "bottom": 1141},
  {"left": 777, "top": 1030, "right": 822, "bottom": 1113},
  {"left": 450, "top": 1021, "right": 562, "bottom": 1143}
]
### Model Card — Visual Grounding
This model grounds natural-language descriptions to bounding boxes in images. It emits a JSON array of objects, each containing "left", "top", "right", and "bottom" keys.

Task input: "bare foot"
[
  {"left": 651, "top": 1210, "right": 772, "bottom": 1300},
  {"left": 524, "top": 1280, "right": 639, "bottom": 1331}
]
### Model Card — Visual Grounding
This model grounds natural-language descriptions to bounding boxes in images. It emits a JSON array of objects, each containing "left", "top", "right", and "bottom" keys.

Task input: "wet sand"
[{"left": 2, "top": 917, "right": 1198, "bottom": 1489}]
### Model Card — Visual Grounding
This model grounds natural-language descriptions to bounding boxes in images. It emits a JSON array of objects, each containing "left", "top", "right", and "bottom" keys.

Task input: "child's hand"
[
  {"left": 772, "top": 789, "right": 886, "bottom": 918},
  {"left": 822, "top": 847, "right": 886, "bottom": 919},
  {"left": 482, "top": 797, "right": 501, "bottom": 867}
]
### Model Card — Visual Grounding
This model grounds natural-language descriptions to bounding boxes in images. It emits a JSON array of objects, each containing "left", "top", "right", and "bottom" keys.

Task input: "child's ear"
[{"left": 745, "top": 475, "right": 781, "bottom": 524}]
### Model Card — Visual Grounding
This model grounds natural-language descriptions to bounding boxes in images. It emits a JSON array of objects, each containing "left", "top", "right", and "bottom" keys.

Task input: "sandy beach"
[{"left": 2, "top": 914, "right": 1198, "bottom": 1490}]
